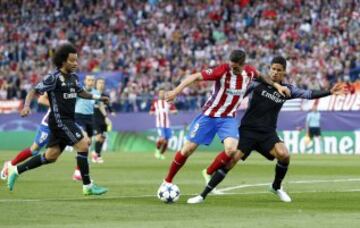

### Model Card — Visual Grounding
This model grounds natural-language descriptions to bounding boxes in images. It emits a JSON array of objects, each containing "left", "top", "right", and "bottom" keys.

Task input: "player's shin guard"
[
  {"left": 201, "top": 167, "right": 229, "bottom": 199},
  {"left": 206, "top": 151, "right": 231, "bottom": 175},
  {"left": 164, "top": 151, "right": 188, "bottom": 183},
  {"left": 272, "top": 160, "right": 289, "bottom": 190},
  {"left": 76, "top": 152, "right": 91, "bottom": 185},
  {"left": 17, "top": 154, "right": 52, "bottom": 174},
  {"left": 95, "top": 141, "right": 103, "bottom": 157},
  {"left": 11, "top": 148, "right": 33, "bottom": 166}
]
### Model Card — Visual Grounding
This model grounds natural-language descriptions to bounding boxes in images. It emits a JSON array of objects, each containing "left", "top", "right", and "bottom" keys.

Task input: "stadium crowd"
[{"left": 0, "top": 0, "right": 359, "bottom": 112}]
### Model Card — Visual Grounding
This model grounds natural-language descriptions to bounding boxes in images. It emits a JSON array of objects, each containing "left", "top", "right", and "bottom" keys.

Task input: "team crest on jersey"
[
  {"left": 59, "top": 75, "right": 66, "bottom": 86},
  {"left": 205, "top": 68, "right": 213, "bottom": 75}
]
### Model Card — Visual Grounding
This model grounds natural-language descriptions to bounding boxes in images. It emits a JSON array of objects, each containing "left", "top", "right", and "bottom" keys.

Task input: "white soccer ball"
[{"left": 157, "top": 183, "right": 180, "bottom": 203}]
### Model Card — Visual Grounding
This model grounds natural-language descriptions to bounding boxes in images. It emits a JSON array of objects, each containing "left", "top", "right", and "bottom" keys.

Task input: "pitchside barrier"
[
  {"left": 0, "top": 110, "right": 359, "bottom": 154},
  {"left": 0, "top": 129, "right": 359, "bottom": 155}
]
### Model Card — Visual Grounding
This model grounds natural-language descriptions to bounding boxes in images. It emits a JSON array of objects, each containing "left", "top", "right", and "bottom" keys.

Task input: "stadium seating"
[{"left": 0, "top": 0, "right": 359, "bottom": 111}]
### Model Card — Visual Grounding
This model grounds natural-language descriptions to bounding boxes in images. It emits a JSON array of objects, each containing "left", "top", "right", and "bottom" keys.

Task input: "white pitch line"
[
  {"left": 1, "top": 189, "right": 360, "bottom": 203},
  {"left": 219, "top": 189, "right": 360, "bottom": 196},
  {"left": 1, "top": 178, "right": 360, "bottom": 203},
  {"left": 0, "top": 194, "right": 156, "bottom": 203},
  {"left": 217, "top": 178, "right": 360, "bottom": 192}
]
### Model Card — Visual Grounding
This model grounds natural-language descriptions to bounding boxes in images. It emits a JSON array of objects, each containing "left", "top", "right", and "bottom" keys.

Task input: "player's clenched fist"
[{"left": 165, "top": 90, "right": 177, "bottom": 102}]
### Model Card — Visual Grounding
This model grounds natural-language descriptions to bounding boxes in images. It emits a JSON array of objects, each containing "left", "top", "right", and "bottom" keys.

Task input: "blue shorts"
[
  {"left": 157, "top": 128, "right": 172, "bottom": 140},
  {"left": 186, "top": 114, "right": 239, "bottom": 145},
  {"left": 34, "top": 124, "right": 50, "bottom": 148}
]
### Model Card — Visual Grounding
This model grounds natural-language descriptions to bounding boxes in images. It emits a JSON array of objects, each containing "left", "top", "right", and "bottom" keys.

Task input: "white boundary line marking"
[
  {"left": 1, "top": 189, "right": 360, "bottom": 203},
  {"left": 217, "top": 178, "right": 360, "bottom": 192},
  {"left": 1, "top": 178, "right": 360, "bottom": 203}
]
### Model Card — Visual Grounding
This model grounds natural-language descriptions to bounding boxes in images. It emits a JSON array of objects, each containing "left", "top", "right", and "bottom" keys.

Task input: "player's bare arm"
[
  {"left": 38, "top": 93, "right": 50, "bottom": 107},
  {"left": 296, "top": 82, "right": 347, "bottom": 100},
  {"left": 78, "top": 90, "right": 110, "bottom": 104},
  {"left": 20, "top": 88, "right": 37, "bottom": 117},
  {"left": 99, "top": 102, "right": 111, "bottom": 126},
  {"left": 99, "top": 102, "right": 108, "bottom": 117},
  {"left": 257, "top": 72, "right": 291, "bottom": 97},
  {"left": 165, "top": 72, "right": 203, "bottom": 102}
]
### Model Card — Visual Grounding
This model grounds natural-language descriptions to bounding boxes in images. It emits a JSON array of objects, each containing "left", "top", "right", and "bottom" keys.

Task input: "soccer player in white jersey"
[
  {"left": 149, "top": 90, "right": 177, "bottom": 160},
  {"left": 159, "top": 50, "right": 290, "bottom": 190},
  {"left": 1, "top": 94, "right": 50, "bottom": 180}
]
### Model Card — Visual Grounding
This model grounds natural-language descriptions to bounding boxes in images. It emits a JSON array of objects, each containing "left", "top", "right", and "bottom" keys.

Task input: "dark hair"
[
  {"left": 229, "top": 49, "right": 246, "bottom": 64},
  {"left": 52, "top": 43, "right": 77, "bottom": 69},
  {"left": 271, "top": 56, "right": 287, "bottom": 70}
]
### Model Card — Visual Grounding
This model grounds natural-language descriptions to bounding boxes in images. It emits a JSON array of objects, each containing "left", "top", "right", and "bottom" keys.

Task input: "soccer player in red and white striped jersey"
[
  {"left": 149, "top": 90, "right": 177, "bottom": 159},
  {"left": 159, "top": 50, "right": 290, "bottom": 191}
]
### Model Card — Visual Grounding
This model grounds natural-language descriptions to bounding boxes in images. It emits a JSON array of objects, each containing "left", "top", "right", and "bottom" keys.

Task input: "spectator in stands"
[{"left": 0, "top": 0, "right": 359, "bottom": 112}]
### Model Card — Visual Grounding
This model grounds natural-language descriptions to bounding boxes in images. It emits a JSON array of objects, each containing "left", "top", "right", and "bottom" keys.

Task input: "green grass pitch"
[{"left": 0, "top": 151, "right": 360, "bottom": 227}]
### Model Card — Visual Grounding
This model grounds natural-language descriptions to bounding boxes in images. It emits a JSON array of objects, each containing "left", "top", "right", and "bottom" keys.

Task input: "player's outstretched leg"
[
  {"left": 92, "top": 134, "right": 105, "bottom": 163},
  {"left": 202, "top": 150, "right": 233, "bottom": 194},
  {"left": 94, "top": 140, "right": 104, "bottom": 163},
  {"left": 201, "top": 137, "right": 238, "bottom": 194},
  {"left": 7, "top": 148, "right": 58, "bottom": 191},
  {"left": 269, "top": 143, "right": 291, "bottom": 202},
  {"left": 154, "top": 138, "right": 165, "bottom": 160},
  {"left": 205, "top": 151, "right": 232, "bottom": 176},
  {"left": 188, "top": 167, "right": 230, "bottom": 204},
  {"left": 74, "top": 138, "right": 107, "bottom": 195},
  {"left": 159, "top": 141, "right": 168, "bottom": 160},
  {"left": 163, "top": 151, "right": 188, "bottom": 183},
  {"left": 189, "top": 151, "right": 243, "bottom": 204},
  {"left": 1, "top": 145, "right": 41, "bottom": 180},
  {"left": 162, "top": 140, "right": 198, "bottom": 184}
]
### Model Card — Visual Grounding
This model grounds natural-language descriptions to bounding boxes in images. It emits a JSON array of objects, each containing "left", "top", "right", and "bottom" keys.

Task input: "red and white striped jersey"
[
  {"left": 201, "top": 64, "right": 258, "bottom": 117},
  {"left": 150, "top": 99, "right": 177, "bottom": 128}
]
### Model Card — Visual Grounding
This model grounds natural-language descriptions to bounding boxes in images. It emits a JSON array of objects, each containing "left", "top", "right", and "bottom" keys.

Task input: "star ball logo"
[{"left": 205, "top": 69, "right": 213, "bottom": 75}]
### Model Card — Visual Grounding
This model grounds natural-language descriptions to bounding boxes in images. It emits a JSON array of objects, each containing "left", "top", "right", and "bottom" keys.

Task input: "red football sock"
[
  {"left": 160, "top": 142, "right": 168, "bottom": 154},
  {"left": 165, "top": 151, "right": 188, "bottom": 183},
  {"left": 11, "top": 148, "right": 33, "bottom": 165},
  {"left": 206, "top": 151, "right": 232, "bottom": 175},
  {"left": 156, "top": 139, "right": 162, "bottom": 149}
]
